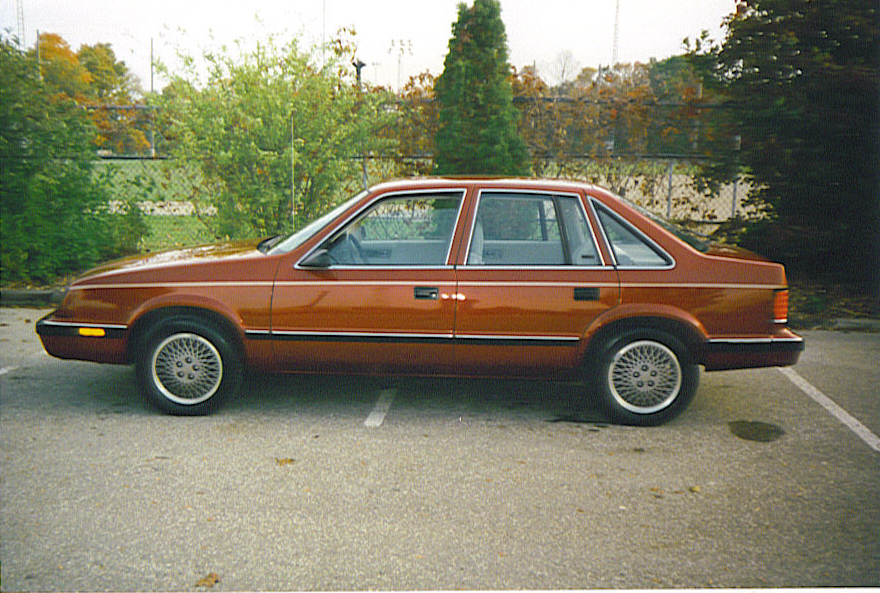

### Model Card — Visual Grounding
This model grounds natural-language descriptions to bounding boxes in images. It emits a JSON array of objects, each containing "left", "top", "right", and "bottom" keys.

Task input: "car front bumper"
[{"left": 36, "top": 312, "right": 130, "bottom": 364}]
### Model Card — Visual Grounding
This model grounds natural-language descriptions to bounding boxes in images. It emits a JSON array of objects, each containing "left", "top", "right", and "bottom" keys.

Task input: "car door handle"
[
  {"left": 574, "top": 287, "right": 601, "bottom": 301},
  {"left": 414, "top": 286, "right": 439, "bottom": 300}
]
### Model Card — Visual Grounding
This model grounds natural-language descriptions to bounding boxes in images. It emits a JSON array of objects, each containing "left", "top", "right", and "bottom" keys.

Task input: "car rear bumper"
[{"left": 701, "top": 333, "right": 805, "bottom": 371}]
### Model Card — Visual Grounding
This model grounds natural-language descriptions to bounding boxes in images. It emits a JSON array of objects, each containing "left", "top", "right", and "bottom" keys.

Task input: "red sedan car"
[{"left": 37, "top": 178, "right": 803, "bottom": 424}]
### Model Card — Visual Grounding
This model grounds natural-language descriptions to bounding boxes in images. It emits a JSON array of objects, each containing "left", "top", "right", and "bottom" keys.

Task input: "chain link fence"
[
  {"left": 106, "top": 156, "right": 756, "bottom": 254},
  {"left": 565, "top": 160, "right": 755, "bottom": 224}
]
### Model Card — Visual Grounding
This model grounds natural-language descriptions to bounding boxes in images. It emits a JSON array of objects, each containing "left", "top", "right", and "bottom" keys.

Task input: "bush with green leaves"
[
  {"left": 156, "top": 32, "right": 394, "bottom": 241},
  {"left": 1, "top": 40, "right": 145, "bottom": 285}
]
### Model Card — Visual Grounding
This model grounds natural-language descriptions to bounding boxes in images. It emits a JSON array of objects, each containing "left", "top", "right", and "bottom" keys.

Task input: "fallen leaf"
[
  {"left": 195, "top": 572, "right": 220, "bottom": 588},
  {"left": 275, "top": 457, "right": 296, "bottom": 466}
]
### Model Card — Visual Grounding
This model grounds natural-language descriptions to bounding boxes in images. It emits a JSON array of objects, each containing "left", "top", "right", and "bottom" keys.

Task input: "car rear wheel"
[
  {"left": 593, "top": 329, "right": 698, "bottom": 426},
  {"left": 136, "top": 317, "right": 242, "bottom": 415}
]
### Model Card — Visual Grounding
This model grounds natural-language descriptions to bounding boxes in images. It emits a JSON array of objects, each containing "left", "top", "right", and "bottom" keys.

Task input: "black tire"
[
  {"left": 136, "top": 316, "right": 242, "bottom": 415},
  {"left": 592, "top": 328, "right": 698, "bottom": 426}
]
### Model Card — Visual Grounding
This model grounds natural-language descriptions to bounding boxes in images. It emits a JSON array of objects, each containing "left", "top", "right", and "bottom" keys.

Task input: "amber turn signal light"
[
  {"left": 773, "top": 289, "right": 789, "bottom": 324},
  {"left": 78, "top": 327, "right": 106, "bottom": 337}
]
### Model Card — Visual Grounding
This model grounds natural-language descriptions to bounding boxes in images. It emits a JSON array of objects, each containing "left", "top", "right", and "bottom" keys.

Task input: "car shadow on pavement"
[
  {"left": 3, "top": 357, "right": 609, "bottom": 425},
  {"left": 226, "top": 371, "right": 611, "bottom": 425}
]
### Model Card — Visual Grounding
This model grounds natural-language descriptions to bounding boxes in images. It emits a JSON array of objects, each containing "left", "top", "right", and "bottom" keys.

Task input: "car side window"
[
  {"left": 321, "top": 192, "right": 462, "bottom": 266},
  {"left": 467, "top": 192, "right": 600, "bottom": 266},
  {"left": 596, "top": 205, "right": 671, "bottom": 267}
]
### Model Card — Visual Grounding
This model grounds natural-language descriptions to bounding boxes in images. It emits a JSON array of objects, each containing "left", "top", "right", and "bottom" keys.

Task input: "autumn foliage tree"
[
  {"left": 33, "top": 32, "right": 149, "bottom": 155},
  {"left": 388, "top": 72, "right": 438, "bottom": 177}
]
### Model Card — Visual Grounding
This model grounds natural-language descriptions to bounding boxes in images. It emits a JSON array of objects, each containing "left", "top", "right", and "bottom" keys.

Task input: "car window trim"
[
  {"left": 295, "top": 188, "right": 468, "bottom": 269},
  {"left": 590, "top": 199, "right": 676, "bottom": 270},
  {"left": 462, "top": 189, "right": 607, "bottom": 268}
]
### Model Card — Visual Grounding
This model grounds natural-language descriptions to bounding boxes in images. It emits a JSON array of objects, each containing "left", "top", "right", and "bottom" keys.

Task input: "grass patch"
[
  {"left": 95, "top": 159, "right": 202, "bottom": 203},
  {"left": 142, "top": 215, "right": 215, "bottom": 252},
  {"left": 788, "top": 280, "right": 879, "bottom": 329}
]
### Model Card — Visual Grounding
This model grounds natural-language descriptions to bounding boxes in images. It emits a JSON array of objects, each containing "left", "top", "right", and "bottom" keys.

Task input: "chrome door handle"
[
  {"left": 574, "top": 287, "right": 600, "bottom": 301},
  {"left": 414, "top": 286, "right": 439, "bottom": 300}
]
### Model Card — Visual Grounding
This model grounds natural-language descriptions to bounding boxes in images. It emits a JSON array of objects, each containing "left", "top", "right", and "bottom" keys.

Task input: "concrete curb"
[
  {"left": 0, "top": 289, "right": 64, "bottom": 307},
  {"left": 831, "top": 318, "right": 880, "bottom": 332}
]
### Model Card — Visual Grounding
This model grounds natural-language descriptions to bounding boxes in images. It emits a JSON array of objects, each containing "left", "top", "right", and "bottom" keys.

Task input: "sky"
[{"left": 1, "top": 0, "right": 736, "bottom": 90}]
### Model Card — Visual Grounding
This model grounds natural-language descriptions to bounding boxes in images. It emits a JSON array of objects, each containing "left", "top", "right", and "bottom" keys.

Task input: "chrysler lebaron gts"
[{"left": 37, "top": 178, "right": 804, "bottom": 424}]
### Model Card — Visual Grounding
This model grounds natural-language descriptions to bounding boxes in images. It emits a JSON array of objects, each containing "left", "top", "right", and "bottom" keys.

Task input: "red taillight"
[{"left": 773, "top": 289, "right": 789, "bottom": 324}]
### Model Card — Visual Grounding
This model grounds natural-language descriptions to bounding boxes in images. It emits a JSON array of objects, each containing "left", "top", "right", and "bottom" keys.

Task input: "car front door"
[
  {"left": 452, "top": 189, "right": 619, "bottom": 376},
  {"left": 269, "top": 189, "right": 466, "bottom": 374}
]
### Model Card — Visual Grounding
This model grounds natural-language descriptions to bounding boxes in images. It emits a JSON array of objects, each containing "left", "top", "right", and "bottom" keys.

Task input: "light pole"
[
  {"left": 290, "top": 111, "right": 296, "bottom": 231},
  {"left": 388, "top": 39, "right": 412, "bottom": 91},
  {"left": 353, "top": 58, "right": 368, "bottom": 189}
]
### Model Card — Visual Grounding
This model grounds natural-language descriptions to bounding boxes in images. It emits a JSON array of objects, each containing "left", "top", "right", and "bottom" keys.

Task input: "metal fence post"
[
  {"left": 667, "top": 161, "right": 673, "bottom": 219},
  {"left": 731, "top": 177, "right": 738, "bottom": 218}
]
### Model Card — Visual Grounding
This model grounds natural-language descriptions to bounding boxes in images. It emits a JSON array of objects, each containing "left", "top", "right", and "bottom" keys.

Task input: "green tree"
[
  {"left": 1, "top": 40, "right": 144, "bottom": 284},
  {"left": 706, "top": 0, "right": 880, "bottom": 289},
  {"left": 434, "top": 0, "right": 528, "bottom": 175},
  {"left": 77, "top": 42, "right": 139, "bottom": 101},
  {"left": 156, "top": 32, "right": 393, "bottom": 240}
]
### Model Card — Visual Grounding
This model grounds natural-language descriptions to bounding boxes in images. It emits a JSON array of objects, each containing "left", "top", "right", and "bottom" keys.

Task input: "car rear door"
[{"left": 452, "top": 188, "right": 619, "bottom": 376}]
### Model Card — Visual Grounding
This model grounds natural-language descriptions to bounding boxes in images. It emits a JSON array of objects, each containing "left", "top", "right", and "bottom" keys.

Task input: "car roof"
[{"left": 369, "top": 177, "right": 600, "bottom": 195}]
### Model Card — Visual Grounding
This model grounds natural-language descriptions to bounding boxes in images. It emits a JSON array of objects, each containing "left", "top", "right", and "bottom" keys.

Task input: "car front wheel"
[
  {"left": 593, "top": 329, "right": 698, "bottom": 426},
  {"left": 136, "top": 317, "right": 242, "bottom": 415}
]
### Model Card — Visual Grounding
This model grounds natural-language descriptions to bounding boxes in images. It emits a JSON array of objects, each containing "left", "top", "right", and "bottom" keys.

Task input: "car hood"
[{"left": 71, "top": 240, "right": 265, "bottom": 284}]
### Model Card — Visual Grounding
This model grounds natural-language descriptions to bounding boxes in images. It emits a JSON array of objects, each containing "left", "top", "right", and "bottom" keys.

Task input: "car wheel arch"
[
  {"left": 581, "top": 312, "right": 706, "bottom": 370},
  {"left": 126, "top": 305, "right": 246, "bottom": 366}
]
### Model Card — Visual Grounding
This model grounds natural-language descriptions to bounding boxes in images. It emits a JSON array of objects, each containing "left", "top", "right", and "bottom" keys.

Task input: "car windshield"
[
  {"left": 617, "top": 195, "right": 712, "bottom": 253},
  {"left": 266, "top": 190, "right": 369, "bottom": 255}
]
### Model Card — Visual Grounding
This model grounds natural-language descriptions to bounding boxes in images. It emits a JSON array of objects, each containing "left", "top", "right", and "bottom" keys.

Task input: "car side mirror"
[{"left": 299, "top": 249, "right": 332, "bottom": 268}]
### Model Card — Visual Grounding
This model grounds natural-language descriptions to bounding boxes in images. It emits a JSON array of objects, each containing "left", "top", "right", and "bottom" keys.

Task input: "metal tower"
[
  {"left": 16, "top": 0, "right": 26, "bottom": 47},
  {"left": 611, "top": 0, "right": 620, "bottom": 66}
]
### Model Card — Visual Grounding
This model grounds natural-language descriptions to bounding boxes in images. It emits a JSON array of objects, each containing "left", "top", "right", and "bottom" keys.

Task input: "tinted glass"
[
  {"left": 321, "top": 193, "right": 462, "bottom": 266},
  {"left": 467, "top": 193, "right": 600, "bottom": 266},
  {"left": 597, "top": 206, "right": 671, "bottom": 267}
]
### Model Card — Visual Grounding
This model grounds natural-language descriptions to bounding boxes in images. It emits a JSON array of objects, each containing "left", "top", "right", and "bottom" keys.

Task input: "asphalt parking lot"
[{"left": 1, "top": 307, "right": 878, "bottom": 590}]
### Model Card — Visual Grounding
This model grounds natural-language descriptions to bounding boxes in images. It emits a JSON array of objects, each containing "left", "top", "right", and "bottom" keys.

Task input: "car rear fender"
[{"left": 580, "top": 305, "right": 709, "bottom": 368}]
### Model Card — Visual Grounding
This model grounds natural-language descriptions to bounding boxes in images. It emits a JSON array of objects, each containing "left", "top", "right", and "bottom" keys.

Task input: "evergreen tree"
[
  {"left": 434, "top": 0, "right": 528, "bottom": 175},
  {"left": 709, "top": 0, "right": 879, "bottom": 289}
]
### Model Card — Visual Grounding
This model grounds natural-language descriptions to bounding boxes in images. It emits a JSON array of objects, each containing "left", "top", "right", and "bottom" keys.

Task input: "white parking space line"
[
  {"left": 364, "top": 388, "right": 395, "bottom": 427},
  {"left": 779, "top": 367, "right": 880, "bottom": 453}
]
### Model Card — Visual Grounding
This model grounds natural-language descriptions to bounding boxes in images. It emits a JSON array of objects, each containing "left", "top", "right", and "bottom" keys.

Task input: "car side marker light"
[{"left": 78, "top": 327, "right": 106, "bottom": 337}]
